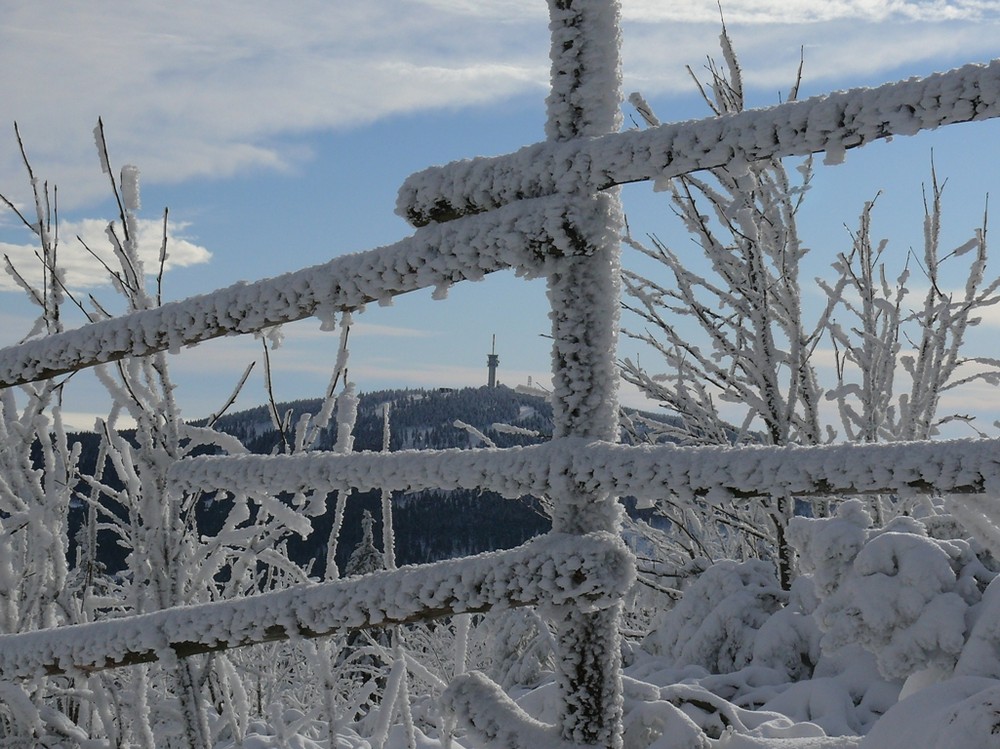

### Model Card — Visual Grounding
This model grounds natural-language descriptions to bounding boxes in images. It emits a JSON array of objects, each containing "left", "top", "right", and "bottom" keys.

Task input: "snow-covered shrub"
[
  {"left": 0, "top": 129, "right": 133, "bottom": 746},
  {"left": 486, "top": 608, "right": 554, "bottom": 690},
  {"left": 757, "top": 645, "right": 897, "bottom": 737},
  {"left": 633, "top": 497, "right": 1000, "bottom": 738},
  {"left": 0, "top": 125, "right": 382, "bottom": 748},
  {"left": 819, "top": 526, "right": 987, "bottom": 682},
  {"left": 792, "top": 503, "right": 995, "bottom": 684},
  {"left": 789, "top": 500, "right": 871, "bottom": 598},
  {"left": 643, "top": 559, "right": 785, "bottom": 674},
  {"left": 621, "top": 29, "right": 825, "bottom": 590},
  {"left": 749, "top": 597, "right": 822, "bottom": 682},
  {"left": 618, "top": 679, "right": 710, "bottom": 749},
  {"left": 955, "top": 574, "right": 1000, "bottom": 679}
]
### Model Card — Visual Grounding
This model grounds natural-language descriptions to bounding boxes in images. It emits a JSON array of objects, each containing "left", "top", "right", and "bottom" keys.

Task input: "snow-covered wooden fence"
[
  {"left": 170, "top": 436, "right": 1000, "bottom": 503},
  {"left": 0, "top": 532, "right": 632, "bottom": 681},
  {"left": 3, "top": 1, "right": 1000, "bottom": 746}
]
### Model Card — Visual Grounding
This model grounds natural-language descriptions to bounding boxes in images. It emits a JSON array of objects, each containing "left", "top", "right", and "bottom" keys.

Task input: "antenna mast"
[{"left": 487, "top": 334, "right": 499, "bottom": 388}]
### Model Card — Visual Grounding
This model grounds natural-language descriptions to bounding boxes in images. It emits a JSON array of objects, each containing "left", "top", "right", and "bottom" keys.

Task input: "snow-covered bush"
[
  {"left": 955, "top": 574, "right": 1000, "bottom": 679},
  {"left": 621, "top": 29, "right": 822, "bottom": 589},
  {"left": 789, "top": 501, "right": 871, "bottom": 598},
  {"left": 0, "top": 125, "right": 396, "bottom": 748},
  {"left": 818, "top": 528, "right": 978, "bottom": 681},
  {"left": 642, "top": 559, "right": 785, "bottom": 674},
  {"left": 794, "top": 508, "right": 994, "bottom": 683},
  {"left": 630, "top": 494, "right": 1000, "bottom": 740},
  {"left": 0, "top": 126, "right": 127, "bottom": 746},
  {"left": 749, "top": 593, "right": 822, "bottom": 683}
]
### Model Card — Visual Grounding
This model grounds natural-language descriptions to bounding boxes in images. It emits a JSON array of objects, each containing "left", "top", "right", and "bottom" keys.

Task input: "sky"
[{"left": 2, "top": 1, "right": 1000, "bottom": 433}]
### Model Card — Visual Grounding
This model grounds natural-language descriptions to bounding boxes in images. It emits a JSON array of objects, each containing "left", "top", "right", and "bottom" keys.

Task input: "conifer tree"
[{"left": 345, "top": 510, "right": 384, "bottom": 578}]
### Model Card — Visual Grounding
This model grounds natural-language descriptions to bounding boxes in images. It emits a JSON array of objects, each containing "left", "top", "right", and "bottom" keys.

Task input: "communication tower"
[{"left": 487, "top": 335, "right": 499, "bottom": 388}]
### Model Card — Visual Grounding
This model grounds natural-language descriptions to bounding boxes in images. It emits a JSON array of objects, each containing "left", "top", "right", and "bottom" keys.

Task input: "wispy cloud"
[
  {"left": 0, "top": 2, "right": 548, "bottom": 208},
  {"left": 352, "top": 322, "right": 437, "bottom": 339},
  {"left": 626, "top": 17, "right": 1000, "bottom": 100}
]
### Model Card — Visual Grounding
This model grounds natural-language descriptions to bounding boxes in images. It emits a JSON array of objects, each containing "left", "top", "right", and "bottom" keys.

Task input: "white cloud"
[
  {"left": 2, "top": 1, "right": 997, "bottom": 211},
  {"left": 624, "top": 1, "right": 1000, "bottom": 24},
  {"left": 0, "top": 2, "right": 549, "bottom": 207},
  {"left": 61, "top": 411, "right": 137, "bottom": 433},
  {"left": 352, "top": 322, "right": 437, "bottom": 338},
  {"left": 0, "top": 217, "right": 210, "bottom": 292},
  {"left": 153, "top": 320, "right": 441, "bottom": 381},
  {"left": 415, "top": 0, "right": 545, "bottom": 21}
]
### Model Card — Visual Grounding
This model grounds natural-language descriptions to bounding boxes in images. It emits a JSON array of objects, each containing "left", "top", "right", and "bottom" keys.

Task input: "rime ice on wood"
[
  {"left": 0, "top": 532, "right": 633, "bottom": 680},
  {"left": 170, "top": 436, "right": 1000, "bottom": 506},
  {"left": 0, "top": 193, "right": 604, "bottom": 387},
  {"left": 397, "top": 59, "right": 1000, "bottom": 227},
  {"left": 540, "top": 2, "right": 628, "bottom": 748}
]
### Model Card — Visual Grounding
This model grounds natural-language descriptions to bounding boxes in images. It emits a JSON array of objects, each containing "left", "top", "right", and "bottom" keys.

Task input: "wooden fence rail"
[
  {"left": 398, "top": 58, "right": 1000, "bottom": 225},
  {"left": 169, "top": 436, "right": 1000, "bottom": 503},
  {"left": 0, "top": 193, "right": 604, "bottom": 387},
  {"left": 0, "top": 532, "right": 632, "bottom": 680}
]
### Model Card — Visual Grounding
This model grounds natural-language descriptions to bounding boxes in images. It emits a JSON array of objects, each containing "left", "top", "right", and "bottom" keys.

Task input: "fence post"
[{"left": 544, "top": 1, "right": 626, "bottom": 746}]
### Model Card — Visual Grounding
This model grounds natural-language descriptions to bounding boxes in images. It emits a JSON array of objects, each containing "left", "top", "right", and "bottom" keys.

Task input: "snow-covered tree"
[
  {"left": 822, "top": 167, "right": 1000, "bottom": 446},
  {"left": 345, "top": 510, "right": 384, "bottom": 578},
  {"left": 0, "top": 125, "right": 90, "bottom": 745},
  {"left": 0, "top": 125, "right": 364, "bottom": 748},
  {"left": 621, "top": 28, "right": 1000, "bottom": 589},
  {"left": 622, "top": 30, "right": 821, "bottom": 589}
]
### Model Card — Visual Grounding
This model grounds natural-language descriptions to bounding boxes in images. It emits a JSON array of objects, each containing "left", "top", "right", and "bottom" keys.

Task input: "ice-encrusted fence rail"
[
  {"left": 0, "top": 533, "right": 632, "bottom": 680},
  {"left": 3, "top": 1, "right": 1000, "bottom": 746}
]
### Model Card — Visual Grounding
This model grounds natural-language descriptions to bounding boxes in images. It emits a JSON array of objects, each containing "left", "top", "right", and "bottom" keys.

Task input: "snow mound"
[{"left": 860, "top": 676, "right": 1000, "bottom": 749}]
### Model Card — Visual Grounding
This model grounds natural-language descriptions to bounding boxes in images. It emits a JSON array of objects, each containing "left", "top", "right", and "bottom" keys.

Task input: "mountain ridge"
[{"left": 69, "top": 385, "right": 674, "bottom": 577}]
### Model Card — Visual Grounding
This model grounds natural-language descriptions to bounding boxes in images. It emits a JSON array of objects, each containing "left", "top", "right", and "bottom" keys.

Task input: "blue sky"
[{"left": 2, "top": 1, "right": 1000, "bottom": 431}]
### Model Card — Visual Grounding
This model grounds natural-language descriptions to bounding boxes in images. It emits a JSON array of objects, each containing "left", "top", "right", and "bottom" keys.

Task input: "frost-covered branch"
[
  {"left": 621, "top": 33, "right": 821, "bottom": 588},
  {"left": 822, "top": 163, "right": 1000, "bottom": 449},
  {"left": 442, "top": 670, "right": 585, "bottom": 749}
]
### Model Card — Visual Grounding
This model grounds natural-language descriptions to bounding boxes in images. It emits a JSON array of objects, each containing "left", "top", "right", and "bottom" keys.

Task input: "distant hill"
[
  {"left": 204, "top": 386, "right": 556, "bottom": 573},
  {"left": 68, "top": 385, "right": 677, "bottom": 577},
  {"left": 207, "top": 385, "right": 555, "bottom": 454}
]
